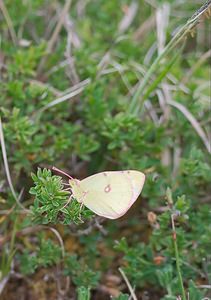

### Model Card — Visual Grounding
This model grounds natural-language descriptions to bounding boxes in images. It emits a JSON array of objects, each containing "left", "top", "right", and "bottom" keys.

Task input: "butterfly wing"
[{"left": 78, "top": 170, "right": 145, "bottom": 219}]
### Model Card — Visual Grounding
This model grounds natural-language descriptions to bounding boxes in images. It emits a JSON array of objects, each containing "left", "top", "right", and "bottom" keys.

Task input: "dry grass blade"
[
  {"left": 118, "top": 2, "right": 138, "bottom": 34},
  {"left": 37, "top": 0, "right": 72, "bottom": 75},
  {"left": 0, "top": 0, "right": 17, "bottom": 45},
  {"left": 144, "top": 100, "right": 159, "bottom": 124},
  {"left": 133, "top": 14, "right": 155, "bottom": 41},
  {"left": 156, "top": 3, "right": 171, "bottom": 123},
  {"left": 41, "top": 89, "right": 81, "bottom": 111},
  {"left": 59, "top": 78, "right": 91, "bottom": 97},
  {"left": 197, "top": 285, "right": 211, "bottom": 289},
  {"left": 119, "top": 268, "right": 138, "bottom": 300},
  {"left": 167, "top": 100, "right": 211, "bottom": 153},
  {"left": 47, "top": 0, "right": 72, "bottom": 52},
  {"left": 156, "top": 3, "right": 170, "bottom": 54},
  {"left": 182, "top": 49, "right": 211, "bottom": 84},
  {"left": 0, "top": 119, "right": 29, "bottom": 212},
  {"left": 0, "top": 117, "right": 17, "bottom": 201},
  {"left": 0, "top": 275, "right": 10, "bottom": 295},
  {"left": 64, "top": 8, "right": 81, "bottom": 85},
  {"left": 28, "top": 79, "right": 61, "bottom": 96},
  {"left": 37, "top": 80, "right": 90, "bottom": 114}
]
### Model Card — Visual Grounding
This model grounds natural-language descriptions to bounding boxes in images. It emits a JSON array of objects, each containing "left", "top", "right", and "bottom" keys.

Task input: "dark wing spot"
[
  {"left": 103, "top": 172, "right": 107, "bottom": 177},
  {"left": 104, "top": 184, "right": 111, "bottom": 193}
]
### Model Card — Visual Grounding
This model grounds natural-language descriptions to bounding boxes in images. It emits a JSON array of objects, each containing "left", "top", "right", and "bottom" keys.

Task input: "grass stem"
[{"left": 171, "top": 214, "right": 187, "bottom": 300}]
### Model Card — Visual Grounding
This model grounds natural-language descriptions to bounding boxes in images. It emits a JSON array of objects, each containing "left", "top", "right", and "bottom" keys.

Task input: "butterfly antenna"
[{"left": 52, "top": 166, "right": 74, "bottom": 180}]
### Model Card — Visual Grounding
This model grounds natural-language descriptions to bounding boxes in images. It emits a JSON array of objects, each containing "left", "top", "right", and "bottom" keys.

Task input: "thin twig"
[
  {"left": 15, "top": 188, "right": 30, "bottom": 213},
  {"left": 48, "top": 227, "right": 65, "bottom": 258}
]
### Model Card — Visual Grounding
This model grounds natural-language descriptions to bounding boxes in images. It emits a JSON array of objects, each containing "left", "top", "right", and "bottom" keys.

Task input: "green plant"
[
  {"left": 30, "top": 168, "right": 93, "bottom": 225},
  {"left": 77, "top": 286, "right": 91, "bottom": 300},
  {"left": 0, "top": 0, "right": 211, "bottom": 299},
  {"left": 64, "top": 254, "right": 100, "bottom": 289},
  {"left": 18, "top": 237, "right": 62, "bottom": 275},
  {"left": 115, "top": 187, "right": 210, "bottom": 299}
]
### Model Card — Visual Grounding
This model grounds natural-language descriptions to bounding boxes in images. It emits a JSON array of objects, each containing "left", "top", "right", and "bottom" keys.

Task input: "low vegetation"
[{"left": 0, "top": 0, "right": 211, "bottom": 299}]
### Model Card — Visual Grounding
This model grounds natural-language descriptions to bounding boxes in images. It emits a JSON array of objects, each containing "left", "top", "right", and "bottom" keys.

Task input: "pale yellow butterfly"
[{"left": 53, "top": 167, "right": 145, "bottom": 219}]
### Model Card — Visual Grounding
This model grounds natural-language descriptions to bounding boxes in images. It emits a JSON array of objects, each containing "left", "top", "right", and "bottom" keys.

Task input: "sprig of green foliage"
[
  {"left": 18, "top": 238, "right": 62, "bottom": 275},
  {"left": 64, "top": 254, "right": 100, "bottom": 289},
  {"left": 30, "top": 168, "right": 93, "bottom": 225}
]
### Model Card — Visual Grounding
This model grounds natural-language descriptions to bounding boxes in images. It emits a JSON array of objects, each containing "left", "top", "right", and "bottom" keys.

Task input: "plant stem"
[{"left": 171, "top": 214, "right": 187, "bottom": 300}]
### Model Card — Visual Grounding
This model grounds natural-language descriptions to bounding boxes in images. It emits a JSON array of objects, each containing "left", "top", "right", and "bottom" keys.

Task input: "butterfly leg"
[
  {"left": 79, "top": 191, "right": 88, "bottom": 211},
  {"left": 63, "top": 187, "right": 72, "bottom": 191},
  {"left": 62, "top": 181, "right": 71, "bottom": 186},
  {"left": 79, "top": 202, "right": 84, "bottom": 211},
  {"left": 61, "top": 194, "right": 73, "bottom": 210}
]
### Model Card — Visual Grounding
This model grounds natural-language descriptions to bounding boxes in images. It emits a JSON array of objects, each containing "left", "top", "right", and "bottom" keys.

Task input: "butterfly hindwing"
[{"left": 76, "top": 170, "right": 145, "bottom": 219}]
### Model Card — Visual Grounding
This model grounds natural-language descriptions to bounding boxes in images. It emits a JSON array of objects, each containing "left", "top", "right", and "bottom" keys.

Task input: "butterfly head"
[{"left": 69, "top": 179, "right": 84, "bottom": 203}]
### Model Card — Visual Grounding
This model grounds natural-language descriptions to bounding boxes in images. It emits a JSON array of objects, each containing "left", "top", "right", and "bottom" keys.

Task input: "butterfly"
[{"left": 53, "top": 167, "right": 145, "bottom": 219}]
